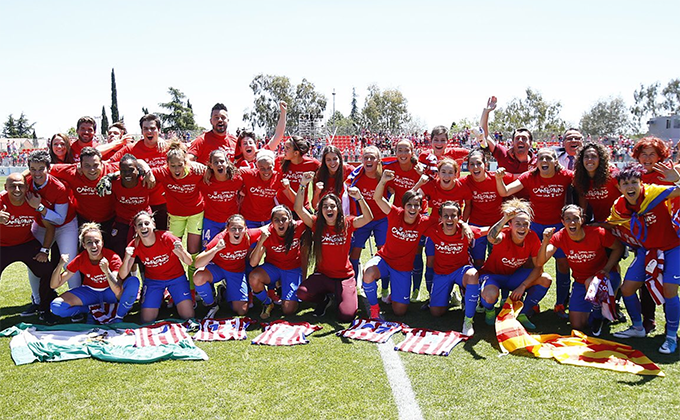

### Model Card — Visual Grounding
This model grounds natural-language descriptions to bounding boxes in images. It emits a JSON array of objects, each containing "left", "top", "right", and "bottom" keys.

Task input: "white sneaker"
[
  {"left": 462, "top": 317, "right": 474, "bottom": 337},
  {"left": 613, "top": 326, "right": 646, "bottom": 339},
  {"left": 659, "top": 337, "right": 678, "bottom": 354},
  {"left": 205, "top": 304, "right": 220, "bottom": 319}
]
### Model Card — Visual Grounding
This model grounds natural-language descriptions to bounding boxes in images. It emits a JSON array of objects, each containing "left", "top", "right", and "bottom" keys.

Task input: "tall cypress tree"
[
  {"left": 111, "top": 68, "right": 119, "bottom": 122},
  {"left": 101, "top": 106, "right": 109, "bottom": 136}
]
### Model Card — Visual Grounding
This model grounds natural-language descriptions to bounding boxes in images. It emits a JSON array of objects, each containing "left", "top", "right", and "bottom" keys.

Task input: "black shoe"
[
  {"left": 71, "top": 313, "right": 86, "bottom": 323},
  {"left": 20, "top": 303, "right": 40, "bottom": 317},
  {"left": 591, "top": 318, "right": 604, "bottom": 337},
  {"left": 38, "top": 311, "right": 57, "bottom": 326},
  {"left": 313, "top": 295, "right": 333, "bottom": 317},
  {"left": 419, "top": 300, "right": 430, "bottom": 311},
  {"left": 215, "top": 282, "right": 226, "bottom": 305}
]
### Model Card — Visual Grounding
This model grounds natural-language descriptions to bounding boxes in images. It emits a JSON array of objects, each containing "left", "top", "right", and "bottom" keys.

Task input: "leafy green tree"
[
  {"left": 4, "top": 113, "right": 36, "bottom": 138},
  {"left": 3, "top": 114, "right": 18, "bottom": 138},
  {"left": 580, "top": 97, "right": 631, "bottom": 137},
  {"left": 158, "top": 87, "right": 198, "bottom": 134},
  {"left": 661, "top": 79, "right": 680, "bottom": 114},
  {"left": 326, "top": 111, "right": 357, "bottom": 136},
  {"left": 349, "top": 87, "right": 359, "bottom": 123},
  {"left": 361, "top": 84, "right": 410, "bottom": 134},
  {"left": 490, "top": 88, "right": 565, "bottom": 138},
  {"left": 110, "top": 68, "right": 120, "bottom": 122},
  {"left": 101, "top": 106, "right": 109, "bottom": 136}
]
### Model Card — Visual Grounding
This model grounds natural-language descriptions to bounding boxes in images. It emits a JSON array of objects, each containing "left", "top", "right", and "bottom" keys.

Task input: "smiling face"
[
  {"left": 468, "top": 154, "right": 486, "bottom": 181},
  {"left": 395, "top": 141, "right": 413, "bottom": 167},
  {"left": 431, "top": 133, "right": 448, "bottom": 156},
  {"left": 271, "top": 210, "right": 291, "bottom": 237},
  {"left": 167, "top": 157, "right": 186, "bottom": 179},
  {"left": 284, "top": 139, "right": 299, "bottom": 161},
  {"left": 536, "top": 150, "right": 556, "bottom": 177},
  {"left": 119, "top": 159, "right": 139, "bottom": 186},
  {"left": 256, "top": 159, "right": 274, "bottom": 181},
  {"left": 134, "top": 214, "right": 155, "bottom": 239},
  {"left": 404, "top": 196, "right": 422, "bottom": 223},
  {"left": 638, "top": 146, "right": 660, "bottom": 173},
  {"left": 512, "top": 132, "right": 531, "bottom": 157},
  {"left": 362, "top": 150, "right": 379, "bottom": 176},
  {"left": 561, "top": 207, "right": 583, "bottom": 238},
  {"left": 324, "top": 152, "right": 340, "bottom": 175},
  {"left": 509, "top": 213, "right": 531, "bottom": 244},
  {"left": 28, "top": 161, "right": 48, "bottom": 186},
  {"left": 227, "top": 218, "right": 246, "bottom": 245},
  {"left": 211, "top": 109, "right": 229, "bottom": 134},
  {"left": 51, "top": 136, "right": 67, "bottom": 160},
  {"left": 618, "top": 177, "right": 642, "bottom": 205},
  {"left": 80, "top": 155, "right": 102, "bottom": 181},
  {"left": 439, "top": 205, "right": 459, "bottom": 235},
  {"left": 241, "top": 137, "right": 258, "bottom": 161},
  {"left": 77, "top": 123, "right": 95, "bottom": 144},
  {"left": 210, "top": 151, "right": 228, "bottom": 177},
  {"left": 582, "top": 147, "right": 600, "bottom": 176},
  {"left": 107, "top": 126, "right": 122, "bottom": 142},
  {"left": 438, "top": 162, "right": 458, "bottom": 190},
  {"left": 563, "top": 130, "right": 584, "bottom": 156},
  {"left": 320, "top": 196, "right": 339, "bottom": 225},
  {"left": 4, "top": 174, "right": 27, "bottom": 203},
  {"left": 82, "top": 230, "right": 103, "bottom": 259},
  {"left": 142, "top": 120, "right": 160, "bottom": 145}
]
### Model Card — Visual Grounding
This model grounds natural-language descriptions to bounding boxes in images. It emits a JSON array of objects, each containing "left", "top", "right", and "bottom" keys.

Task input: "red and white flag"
[
  {"left": 644, "top": 249, "right": 665, "bottom": 305},
  {"left": 88, "top": 303, "right": 118, "bottom": 324},
  {"left": 251, "top": 320, "right": 321, "bottom": 346},
  {"left": 336, "top": 318, "right": 404, "bottom": 343},
  {"left": 394, "top": 328, "right": 467, "bottom": 356},
  {"left": 194, "top": 317, "right": 255, "bottom": 341},
  {"left": 132, "top": 322, "right": 191, "bottom": 347}
]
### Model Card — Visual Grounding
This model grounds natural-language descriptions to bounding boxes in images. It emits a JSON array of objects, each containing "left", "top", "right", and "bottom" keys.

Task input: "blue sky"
[{"left": 1, "top": 0, "right": 678, "bottom": 136}]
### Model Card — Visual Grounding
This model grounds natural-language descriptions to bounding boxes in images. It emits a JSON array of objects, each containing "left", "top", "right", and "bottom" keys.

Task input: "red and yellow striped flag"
[{"left": 495, "top": 298, "right": 664, "bottom": 377}]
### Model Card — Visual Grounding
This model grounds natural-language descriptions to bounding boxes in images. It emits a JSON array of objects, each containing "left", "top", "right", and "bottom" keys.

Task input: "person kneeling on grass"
[
  {"left": 294, "top": 171, "right": 373, "bottom": 321},
  {"left": 480, "top": 198, "right": 552, "bottom": 330},
  {"left": 118, "top": 211, "right": 195, "bottom": 324},
  {"left": 50, "top": 223, "right": 140, "bottom": 323},
  {"left": 424, "top": 201, "right": 486, "bottom": 336},
  {"left": 361, "top": 169, "right": 438, "bottom": 319},
  {"left": 537, "top": 205, "right": 624, "bottom": 336},
  {"left": 193, "top": 214, "right": 262, "bottom": 317},
  {"left": 606, "top": 163, "right": 680, "bottom": 354}
]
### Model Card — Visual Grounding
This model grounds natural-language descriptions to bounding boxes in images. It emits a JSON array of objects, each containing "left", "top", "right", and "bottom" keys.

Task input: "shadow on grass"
[{"left": 617, "top": 375, "right": 658, "bottom": 386}]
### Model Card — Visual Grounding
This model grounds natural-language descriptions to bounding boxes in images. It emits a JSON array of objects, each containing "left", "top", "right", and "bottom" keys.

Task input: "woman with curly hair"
[
  {"left": 573, "top": 142, "right": 620, "bottom": 223},
  {"left": 312, "top": 145, "right": 355, "bottom": 210}
]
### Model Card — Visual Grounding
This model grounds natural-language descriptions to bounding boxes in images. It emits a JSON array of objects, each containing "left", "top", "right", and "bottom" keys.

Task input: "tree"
[
  {"left": 349, "top": 87, "right": 359, "bottom": 122},
  {"left": 489, "top": 88, "right": 565, "bottom": 138},
  {"left": 579, "top": 97, "right": 631, "bottom": 137},
  {"left": 661, "top": 79, "right": 680, "bottom": 114},
  {"left": 360, "top": 84, "right": 410, "bottom": 134},
  {"left": 3, "top": 114, "right": 18, "bottom": 138},
  {"left": 110, "top": 68, "right": 120, "bottom": 123},
  {"left": 158, "top": 87, "right": 198, "bottom": 134},
  {"left": 3, "top": 113, "right": 36, "bottom": 138},
  {"left": 325, "top": 111, "right": 357, "bottom": 136},
  {"left": 101, "top": 106, "right": 109, "bottom": 136}
]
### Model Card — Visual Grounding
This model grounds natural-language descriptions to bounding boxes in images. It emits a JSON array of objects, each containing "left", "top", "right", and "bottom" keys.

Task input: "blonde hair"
[
  {"left": 501, "top": 198, "right": 534, "bottom": 221},
  {"left": 78, "top": 222, "right": 102, "bottom": 245}
]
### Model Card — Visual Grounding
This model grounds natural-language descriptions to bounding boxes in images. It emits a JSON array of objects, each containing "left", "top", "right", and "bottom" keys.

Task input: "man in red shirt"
[
  {"left": 71, "top": 116, "right": 124, "bottom": 163},
  {"left": 188, "top": 103, "right": 237, "bottom": 164}
]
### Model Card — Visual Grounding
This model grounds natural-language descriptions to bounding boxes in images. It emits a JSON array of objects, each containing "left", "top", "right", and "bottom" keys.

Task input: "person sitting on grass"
[{"left": 50, "top": 223, "right": 140, "bottom": 323}]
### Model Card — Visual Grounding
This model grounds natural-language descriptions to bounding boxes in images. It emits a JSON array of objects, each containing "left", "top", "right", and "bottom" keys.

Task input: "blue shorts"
[
  {"left": 205, "top": 263, "right": 248, "bottom": 302},
  {"left": 570, "top": 271, "right": 622, "bottom": 313},
  {"left": 625, "top": 245, "right": 680, "bottom": 285},
  {"left": 431, "top": 265, "right": 475, "bottom": 307},
  {"left": 69, "top": 286, "right": 118, "bottom": 306},
  {"left": 425, "top": 237, "right": 435, "bottom": 256},
  {"left": 531, "top": 222, "right": 565, "bottom": 258},
  {"left": 470, "top": 223, "right": 489, "bottom": 261},
  {"left": 480, "top": 268, "right": 533, "bottom": 291},
  {"left": 202, "top": 217, "right": 227, "bottom": 249},
  {"left": 366, "top": 256, "right": 411, "bottom": 304},
  {"left": 351, "top": 218, "right": 388, "bottom": 249},
  {"left": 141, "top": 275, "right": 192, "bottom": 309},
  {"left": 246, "top": 219, "right": 268, "bottom": 229},
  {"left": 259, "top": 263, "right": 302, "bottom": 302}
]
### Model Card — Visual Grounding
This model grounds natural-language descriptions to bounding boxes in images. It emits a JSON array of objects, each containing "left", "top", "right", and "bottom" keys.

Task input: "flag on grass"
[
  {"left": 251, "top": 320, "right": 321, "bottom": 346},
  {"left": 0, "top": 322, "right": 208, "bottom": 365},
  {"left": 133, "top": 321, "right": 191, "bottom": 347},
  {"left": 337, "top": 318, "right": 404, "bottom": 343},
  {"left": 89, "top": 303, "right": 118, "bottom": 324},
  {"left": 394, "top": 327, "right": 467, "bottom": 356},
  {"left": 194, "top": 317, "right": 255, "bottom": 341},
  {"left": 494, "top": 298, "right": 664, "bottom": 376}
]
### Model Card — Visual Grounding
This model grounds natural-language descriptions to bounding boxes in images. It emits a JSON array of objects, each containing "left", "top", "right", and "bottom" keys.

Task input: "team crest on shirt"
[
  {"left": 532, "top": 185, "right": 564, "bottom": 198},
  {"left": 391, "top": 227, "right": 420, "bottom": 242}
]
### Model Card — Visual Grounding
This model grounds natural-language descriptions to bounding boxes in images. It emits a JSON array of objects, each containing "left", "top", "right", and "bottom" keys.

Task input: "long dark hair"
[
  {"left": 316, "top": 145, "right": 345, "bottom": 195},
  {"left": 573, "top": 142, "right": 611, "bottom": 195},
  {"left": 281, "top": 135, "right": 310, "bottom": 173},
  {"left": 311, "top": 193, "right": 345, "bottom": 268},
  {"left": 48, "top": 133, "right": 75, "bottom": 164},
  {"left": 271, "top": 205, "right": 296, "bottom": 253}
]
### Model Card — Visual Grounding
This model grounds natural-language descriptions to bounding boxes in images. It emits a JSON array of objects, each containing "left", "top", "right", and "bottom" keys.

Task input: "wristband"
[
  {"left": 36, "top": 203, "right": 45, "bottom": 213},
  {"left": 40, "top": 247, "right": 49, "bottom": 254}
]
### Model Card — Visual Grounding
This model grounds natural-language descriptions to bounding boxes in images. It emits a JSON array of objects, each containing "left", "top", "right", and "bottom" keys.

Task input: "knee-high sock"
[
  {"left": 521, "top": 285, "right": 549, "bottom": 315},
  {"left": 116, "top": 276, "right": 141, "bottom": 318},
  {"left": 425, "top": 266, "right": 434, "bottom": 294},
  {"left": 50, "top": 298, "right": 83, "bottom": 318},
  {"left": 464, "top": 284, "right": 480, "bottom": 319},
  {"left": 350, "top": 259, "right": 360, "bottom": 282},
  {"left": 253, "top": 289, "right": 271, "bottom": 305},
  {"left": 555, "top": 269, "right": 571, "bottom": 306},
  {"left": 195, "top": 281, "right": 215, "bottom": 306},
  {"left": 187, "top": 253, "right": 199, "bottom": 290},
  {"left": 363, "top": 281, "right": 378, "bottom": 306},
  {"left": 665, "top": 295, "right": 680, "bottom": 339},
  {"left": 412, "top": 252, "right": 423, "bottom": 292},
  {"left": 381, "top": 274, "right": 390, "bottom": 290},
  {"left": 623, "top": 294, "right": 643, "bottom": 327}
]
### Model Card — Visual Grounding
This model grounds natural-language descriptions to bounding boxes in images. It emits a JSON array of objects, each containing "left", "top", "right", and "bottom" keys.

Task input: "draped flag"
[
  {"left": 337, "top": 318, "right": 404, "bottom": 344},
  {"left": 644, "top": 249, "right": 665, "bottom": 305},
  {"left": 0, "top": 322, "right": 208, "bottom": 365},
  {"left": 585, "top": 275, "right": 618, "bottom": 322},
  {"left": 394, "top": 327, "right": 467, "bottom": 356},
  {"left": 494, "top": 298, "right": 664, "bottom": 376},
  {"left": 88, "top": 303, "right": 118, "bottom": 324},
  {"left": 194, "top": 317, "right": 255, "bottom": 341},
  {"left": 251, "top": 320, "right": 321, "bottom": 346},
  {"left": 607, "top": 184, "right": 677, "bottom": 243}
]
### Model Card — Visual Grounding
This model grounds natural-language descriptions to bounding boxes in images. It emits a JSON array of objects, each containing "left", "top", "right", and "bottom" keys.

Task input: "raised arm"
[
  {"left": 194, "top": 238, "right": 226, "bottom": 269},
  {"left": 348, "top": 186, "right": 373, "bottom": 228},
  {"left": 295, "top": 172, "right": 316, "bottom": 228},
  {"left": 487, "top": 207, "right": 516, "bottom": 245},
  {"left": 172, "top": 240, "right": 193, "bottom": 265},
  {"left": 99, "top": 257, "right": 123, "bottom": 298},
  {"left": 653, "top": 162, "right": 680, "bottom": 198},
  {"left": 536, "top": 227, "right": 558, "bottom": 266},
  {"left": 480, "top": 96, "right": 498, "bottom": 152},
  {"left": 249, "top": 226, "right": 271, "bottom": 266},
  {"left": 50, "top": 253, "right": 75, "bottom": 289},
  {"left": 118, "top": 246, "right": 136, "bottom": 280},
  {"left": 373, "top": 169, "right": 394, "bottom": 215},
  {"left": 266, "top": 101, "right": 288, "bottom": 151},
  {"left": 495, "top": 167, "right": 524, "bottom": 197}
]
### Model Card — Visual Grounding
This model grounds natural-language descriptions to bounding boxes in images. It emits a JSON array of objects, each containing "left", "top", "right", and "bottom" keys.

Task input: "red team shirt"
[
  {"left": 463, "top": 172, "right": 513, "bottom": 226},
  {"left": 188, "top": 131, "right": 238, "bottom": 164},
  {"left": 517, "top": 169, "right": 574, "bottom": 225},
  {"left": 240, "top": 168, "right": 286, "bottom": 222},
  {"left": 131, "top": 231, "right": 186, "bottom": 280},
  {"left": 70, "top": 140, "right": 98, "bottom": 163},
  {"left": 206, "top": 228, "right": 262, "bottom": 272},
  {"left": 376, "top": 206, "right": 436, "bottom": 272},
  {"left": 346, "top": 173, "right": 387, "bottom": 220},
  {"left": 420, "top": 179, "right": 471, "bottom": 213},
  {"left": 110, "top": 141, "right": 168, "bottom": 205},
  {"left": 27, "top": 174, "right": 77, "bottom": 227},
  {"left": 549, "top": 226, "right": 615, "bottom": 283},
  {"left": 583, "top": 175, "right": 621, "bottom": 223},
  {"left": 152, "top": 167, "right": 204, "bottom": 217},
  {"left": 199, "top": 175, "right": 243, "bottom": 223},
  {"left": 312, "top": 216, "right": 357, "bottom": 279},
  {"left": 0, "top": 192, "right": 38, "bottom": 247},
  {"left": 111, "top": 179, "right": 151, "bottom": 223},
  {"left": 50, "top": 162, "right": 119, "bottom": 222},
  {"left": 276, "top": 156, "right": 321, "bottom": 210},
  {"left": 67, "top": 248, "right": 122, "bottom": 290},
  {"left": 425, "top": 224, "right": 482, "bottom": 275},
  {"left": 481, "top": 227, "right": 541, "bottom": 276},
  {"left": 384, "top": 161, "right": 421, "bottom": 207},
  {"left": 262, "top": 220, "right": 307, "bottom": 270}
]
